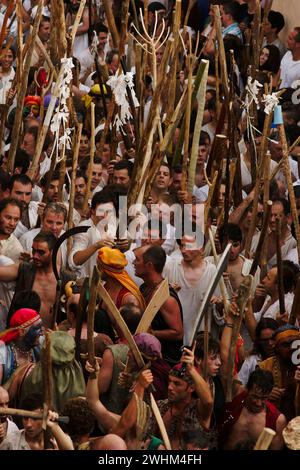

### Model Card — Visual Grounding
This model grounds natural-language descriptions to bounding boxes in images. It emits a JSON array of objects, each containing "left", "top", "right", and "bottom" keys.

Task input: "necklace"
[{"left": 11, "top": 345, "right": 32, "bottom": 368}]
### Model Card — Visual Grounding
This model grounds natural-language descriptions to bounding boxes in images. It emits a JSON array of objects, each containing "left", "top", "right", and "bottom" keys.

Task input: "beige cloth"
[{"left": 0, "top": 235, "right": 23, "bottom": 263}]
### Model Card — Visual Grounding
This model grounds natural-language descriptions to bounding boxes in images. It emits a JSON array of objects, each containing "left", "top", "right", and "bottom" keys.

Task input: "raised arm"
[{"left": 0, "top": 263, "right": 19, "bottom": 282}]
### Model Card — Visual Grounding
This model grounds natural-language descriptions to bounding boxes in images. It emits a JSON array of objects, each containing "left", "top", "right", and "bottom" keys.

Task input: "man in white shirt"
[
  {"left": 19, "top": 203, "right": 67, "bottom": 266},
  {"left": 280, "top": 28, "right": 300, "bottom": 89},
  {"left": 8, "top": 175, "right": 39, "bottom": 239},
  {"left": 0, "top": 198, "right": 23, "bottom": 262},
  {"left": 68, "top": 188, "right": 117, "bottom": 278}
]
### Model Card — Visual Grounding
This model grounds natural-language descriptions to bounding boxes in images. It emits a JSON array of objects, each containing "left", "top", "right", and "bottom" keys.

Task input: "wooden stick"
[
  {"left": 183, "top": 0, "right": 196, "bottom": 28},
  {"left": 279, "top": 123, "right": 300, "bottom": 263},
  {"left": 75, "top": 277, "right": 89, "bottom": 362},
  {"left": 181, "top": 51, "right": 193, "bottom": 192},
  {"left": 208, "top": 228, "right": 230, "bottom": 313},
  {"left": 289, "top": 276, "right": 300, "bottom": 326},
  {"left": 254, "top": 427, "right": 275, "bottom": 450},
  {"left": 35, "top": 36, "right": 57, "bottom": 79},
  {"left": 252, "top": 0, "right": 261, "bottom": 69},
  {"left": 83, "top": 103, "right": 95, "bottom": 212},
  {"left": 6, "top": 0, "right": 43, "bottom": 174},
  {"left": 150, "top": 393, "right": 172, "bottom": 450},
  {"left": 67, "top": 124, "right": 82, "bottom": 232},
  {"left": 0, "top": 0, "right": 14, "bottom": 49},
  {"left": 188, "top": 60, "right": 209, "bottom": 194},
  {"left": 250, "top": 201, "right": 272, "bottom": 277},
  {"left": 102, "top": 0, "right": 120, "bottom": 49},
  {"left": 27, "top": 63, "right": 66, "bottom": 180},
  {"left": 276, "top": 217, "right": 285, "bottom": 315},
  {"left": 70, "top": 0, "right": 87, "bottom": 51},
  {"left": 41, "top": 331, "right": 53, "bottom": 448},
  {"left": 212, "top": 5, "right": 229, "bottom": 101},
  {"left": 204, "top": 171, "right": 218, "bottom": 225},
  {"left": 56, "top": 0, "right": 68, "bottom": 60},
  {"left": 87, "top": 266, "right": 100, "bottom": 379}
]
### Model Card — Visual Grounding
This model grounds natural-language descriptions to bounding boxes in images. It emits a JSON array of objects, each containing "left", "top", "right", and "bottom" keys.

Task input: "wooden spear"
[
  {"left": 250, "top": 200, "right": 272, "bottom": 277},
  {"left": 6, "top": 0, "right": 43, "bottom": 174},
  {"left": 181, "top": 49, "right": 193, "bottom": 192},
  {"left": 0, "top": 407, "right": 69, "bottom": 423},
  {"left": 276, "top": 217, "right": 285, "bottom": 315},
  {"left": 102, "top": 0, "right": 120, "bottom": 49},
  {"left": 212, "top": 5, "right": 229, "bottom": 101},
  {"left": 83, "top": 102, "right": 95, "bottom": 213}
]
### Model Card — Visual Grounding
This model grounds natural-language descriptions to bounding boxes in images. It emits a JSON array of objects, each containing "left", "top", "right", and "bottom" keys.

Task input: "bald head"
[
  {"left": 93, "top": 434, "right": 127, "bottom": 450},
  {"left": 0, "top": 386, "right": 9, "bottom": 407}
]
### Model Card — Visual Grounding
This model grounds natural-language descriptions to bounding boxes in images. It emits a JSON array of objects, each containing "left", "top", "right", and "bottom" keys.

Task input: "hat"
[
  {"left": 0, "top": 308, "right": 41, "bottom": 344},
  {"left": 133, "top": 333, "right": 161, "bottom": 359},
  {"left": 169, "top": 363, "right": 194, "bottom": 385},
  {"left": 273, "top": 324, "right": 300, "bottom": 346},
  {"left": 98, "top": 246, "right": 128, "bottom": 273},
  {"left": 24, "top": 95, "right": 41, "bottom": 107}
]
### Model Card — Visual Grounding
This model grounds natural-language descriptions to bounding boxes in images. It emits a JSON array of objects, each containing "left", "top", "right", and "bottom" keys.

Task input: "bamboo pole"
[
  {"left": 250, "top": 201, "right": 272, "bottom": 277},
  {"left": 0, "top": 0, "right": 14, "bottom": 49},
  {"left": 70, "top": 0, "right": 87, "bottom": 51},
  {"left": 181, "top": 51, "right": 193, "bottom": 192},
  {"left": 87, "top": 266, "right": 100, "bottom": 379},
  {"left": 102, "top": 0, "right": 120, "bottom": 49},
  {"left": 254, "top": 427, "right": 275, "bottom": 450},
  {"left": 208, "top": 227, "right": 230, "bottom": 312},
  {"left": 6, "top": 0, "right": 43, "bottom": 174}
]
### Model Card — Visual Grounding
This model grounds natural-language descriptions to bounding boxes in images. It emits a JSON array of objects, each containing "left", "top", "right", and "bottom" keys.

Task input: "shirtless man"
[
  {"left": 0, "top": 231, "right": 58, "bottom": 328},
  {"left": 219, "top": 369, "right": 286, "bottom": 450},
  {"left": 218, "top": 223, "right": 260, "bottom": 296}
]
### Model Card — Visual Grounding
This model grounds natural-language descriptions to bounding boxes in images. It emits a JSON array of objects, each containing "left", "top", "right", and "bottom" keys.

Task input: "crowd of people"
[{"left": 0, "top": 0, "right": 300, "bottom": 452}]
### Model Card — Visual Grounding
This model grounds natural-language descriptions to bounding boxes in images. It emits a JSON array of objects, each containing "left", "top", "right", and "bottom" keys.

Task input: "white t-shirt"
[{"left": 280, "top": 51, "right": 300, "bottom": 89}]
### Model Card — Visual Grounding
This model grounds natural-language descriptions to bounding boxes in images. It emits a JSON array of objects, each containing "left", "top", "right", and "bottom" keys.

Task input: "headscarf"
[
  {"left": 273, "top": 324, "right": 300, "bottom": 346},
  {"left": 20, "top": 331, "right": 86, "bottom": 413},
  {"left": 98, "top": 246, "right": 146, "bottom": 309},
  {"left": 133, "top": 333, "right": 161, "bottom": 359},
  {"left": 169, "top": 363, "right": 194, "bottom": 386},
  {"left": 0, "top": 309, "right": 41, "bottom": 344},
  {"left": 24, "top": 95, "right": 41, "bottom": 107}
]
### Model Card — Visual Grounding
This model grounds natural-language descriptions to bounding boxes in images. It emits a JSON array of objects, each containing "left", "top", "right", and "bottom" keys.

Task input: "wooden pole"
[
  {"left": 250, "top": 201, "right": 272, "bottom": 277},
  {"left": 181, "top": 51, "right": 193, "bottom": 192},
  {"left": 7, "top": 0, "right": 43, "bottom": 174},
  {"left": 67, "top": 124, "right": 82, "bottom": 233},
  {"left": 289, "top": 276, "right": 300, "bottom": 326},
  {"left": 83, "top": 102, "right": 95, "bottom": 213},
  {"left": 212, "top": 5, "right": 229, "bottom": 101},
  {"left": 87, "top": 266, "right": 100, "bottom": 379},
  {"left": 254, "top": 427, "right": 275, "bottom": 450},
  {"left": 276, "top": 217, "right": 285, "bottom": 315}
]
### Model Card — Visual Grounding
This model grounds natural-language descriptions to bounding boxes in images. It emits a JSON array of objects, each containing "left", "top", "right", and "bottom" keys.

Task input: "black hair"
[
  {"left": 0, "top": 197, "right": 22, "bottom": 214},
  {"left": 246, "top": 369, "right": 274, "bottom": 393},
  {"left": 260, "top": 44, "right": 281, "bottom": 74},
  {"left": 8, "top": 174, "right": 33, "bottom": 192},
  {"left": 268, "top": 10, "right": 285, "bottom": 34},
  {"left": 282, "top": 260, "right": 300, "bottom": 293},
  {"left": 94, "top": 22, "right": 108, "bottom": 35},
  {"left": 218, "top": 222, "right": 243, "bottom": 245},
  {"left": 62, "top": 397, "right": 96, "bottom": 439},
  {"left": 14, "top": 149, "right": 30, "bottom": 173},
  {"left": 75, "top": 170, "right": 88, "bottom": 184},
  {"left": 91, "top": 186, "right": 115, "bottom": 210},
  {"left": 195, "top": 333, "right": 220, "bottom": 360},
  {"left": 252, "top": 318, "right": 279, "bottom": 356},
  {"left": 10, "top": 290, "right": 41, "bottom": 315},
  {"left": 40, "top": 169, "right": 61, "bottom": 188},
  {"left": 199, "top": 130, "right": 211, "bottom": 146},
  {"left": 222, "top": 2, "right": 241, "bottom": 22},
  {"left": 113, "top": 160, "right": 134, "bottom": 178},
  {"left": 33, "top": 231, "right": 57, "bottom": 251},
  {"left": 120, "top": 304, "right": 142, "bottom": 334},
  {"left": 143, "top": 245, "right": 166, "bottom": 273},
  {"left": 20, "top": 393, "right": 43, "bottom": 411},
  {"left": 0, "top": 169, "right": 10, "bottom": 192},
  {"left": 1, "top": 44, "right": 16, "bottom": 59},
  {"left": 181, "top": 428, "right": 212, "bottom": 450}
]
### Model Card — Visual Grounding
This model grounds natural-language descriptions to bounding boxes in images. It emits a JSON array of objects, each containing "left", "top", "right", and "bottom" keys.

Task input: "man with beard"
[
  {"left": 219, "top": 368, "right": 286, "bottom": 449},
  {"left": 73, "top": 171, "right": 88, "bottom": 220},
  {"left": 0, "top": 232, "right": 58, "bottom": 328},
  {"left": 0, "top": 198, "right": 23, "bottom": 262},
  {"left": 40, "top": 169, "right": 60, "bottom": 203},
  {"left": 0, "top": 308, "right": 42, "bottom": 385},
  {"left": 8, "top": 175, "right": 39, "bottom": 239}
]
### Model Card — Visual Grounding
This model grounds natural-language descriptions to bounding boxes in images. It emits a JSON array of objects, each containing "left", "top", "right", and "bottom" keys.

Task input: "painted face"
[
  {"left": 244, "top": 385, "right": 269, "bottom": 414},
  {"left": 0, "top": 204, "right": 21, "bottom": 236},
  {"left": 23, "top": 320, "right": 43, "bottom": 348},
  {"left": 32, "top": 241, "right": 52, "bottom": 268}
]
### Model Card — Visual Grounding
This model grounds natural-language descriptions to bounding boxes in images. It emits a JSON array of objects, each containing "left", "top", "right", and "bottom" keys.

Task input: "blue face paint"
[{"left": 23, "top": 323, "right": 43, "bottom": 348}]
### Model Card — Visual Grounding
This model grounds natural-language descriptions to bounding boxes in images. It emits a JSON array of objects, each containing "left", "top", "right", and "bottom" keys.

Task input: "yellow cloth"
[
  {"left": 97, "top": 246, "right": 146, "bottom": 310},
  {"left": 81, "top": 84, "right": 107, "bottom": 109},
  {"left": 274, "top": 330, "right": 300, "bottom": 346}
]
